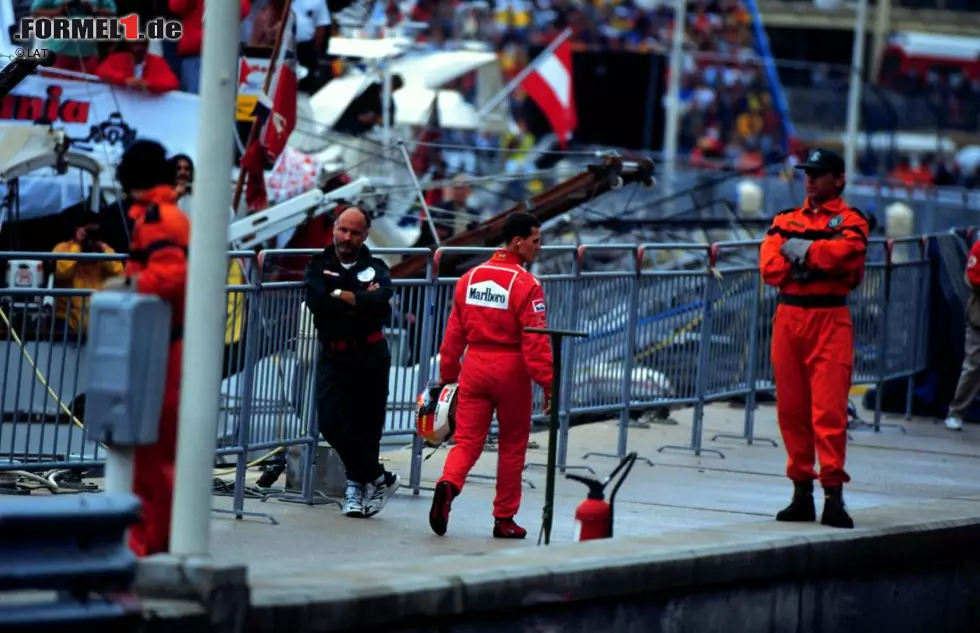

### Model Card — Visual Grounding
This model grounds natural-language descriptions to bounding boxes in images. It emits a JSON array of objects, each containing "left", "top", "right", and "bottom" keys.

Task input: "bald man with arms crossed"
[{"left": 304, "top": 207, "right": 401, "bottom": 519}]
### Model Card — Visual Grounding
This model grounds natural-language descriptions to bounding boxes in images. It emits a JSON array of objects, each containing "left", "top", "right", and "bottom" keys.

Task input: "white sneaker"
[
  {"left": 342, "top": 482, "right": 366, "bottom": 518},
  {"left": 945, "top": 416, "right": 964, "bottom": 431},
  {"left": 364, "top": 472, "right": 401, "bottom": 518}
]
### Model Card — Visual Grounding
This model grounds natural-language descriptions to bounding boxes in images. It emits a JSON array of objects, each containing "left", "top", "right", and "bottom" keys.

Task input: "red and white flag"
[
  {"left": 241, "top": 10, "right": 299, "bottom": 211},
  {"left": 520, "top": 39, "right": 577, "bottom": 148}
]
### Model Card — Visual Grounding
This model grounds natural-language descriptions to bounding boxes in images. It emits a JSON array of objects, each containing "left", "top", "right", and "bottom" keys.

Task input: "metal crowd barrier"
[{"left": 0, "top": 235, "right": 939, "bottom": 515}]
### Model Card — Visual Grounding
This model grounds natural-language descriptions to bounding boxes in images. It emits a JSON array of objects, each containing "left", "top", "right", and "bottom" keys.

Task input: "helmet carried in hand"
[{"left": 416, "top": 383, "right": 459, "bottom": 448}]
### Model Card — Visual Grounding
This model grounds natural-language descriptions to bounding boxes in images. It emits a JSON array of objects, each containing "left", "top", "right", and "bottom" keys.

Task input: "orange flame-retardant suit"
[
  {"left": 123, "top": 185, "right": 190, "bottom": 557},
  {"left": 437, "top": 249, "right": 553, "bottom": 521},
  {"left": 760, "top": 196, "right": 870, "bottom": 488}
]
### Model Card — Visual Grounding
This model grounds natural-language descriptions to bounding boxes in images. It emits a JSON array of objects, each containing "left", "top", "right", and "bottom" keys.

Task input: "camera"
[{"left": 82, "top": 225, "right": 101, "bottom": 251}]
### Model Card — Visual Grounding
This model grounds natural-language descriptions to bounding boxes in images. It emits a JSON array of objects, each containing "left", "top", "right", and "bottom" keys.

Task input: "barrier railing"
[{"left": 0, "top": 235, "right": 941, "bottom": 514}]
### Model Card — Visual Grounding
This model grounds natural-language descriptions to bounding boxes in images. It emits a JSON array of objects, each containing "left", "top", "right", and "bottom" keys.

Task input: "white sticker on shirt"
[
  {"left": 357, "top": 267, "right": 376, "bottom": 282},
  {"left": 970, "top": 255, "right": 977, "bottom": 269},
  {"left": 466, "top": 279, "right": 510, "bottom": 310},
  {"left": 532, "top": 299, "right": 546, "bottom": 313}
]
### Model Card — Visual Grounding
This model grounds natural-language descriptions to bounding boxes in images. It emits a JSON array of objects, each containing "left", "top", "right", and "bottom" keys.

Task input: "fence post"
[
  {"left": 555, "top": 254, "right": 588, "bottom": 473},
  {"left": 408, "top": 253, "right": 437, "bottom": 494},
  {"left": 871, "top": 240, "right": 907, "bottom": 434},
  {"left": 659, "top": 244, "right": 726, "bottom": 458},
  {"left": 712, "top": 254, "right": 778, "bottom": 447},
  {"left": 904, "top": 237, "right": 929, "bottom": 420},
  {"left": 210, "top": 257, "right": 278, "bottom": 524}
]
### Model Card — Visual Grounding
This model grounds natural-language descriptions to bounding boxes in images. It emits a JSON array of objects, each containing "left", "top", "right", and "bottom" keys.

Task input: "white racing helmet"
[{"left": 416, "top": 382, "right": 459, "bottom": 448}]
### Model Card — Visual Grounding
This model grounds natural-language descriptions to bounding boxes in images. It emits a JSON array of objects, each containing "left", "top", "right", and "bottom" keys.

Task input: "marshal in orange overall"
[{"left": 760, "top": 148, "right": 872, "bottom": 530}]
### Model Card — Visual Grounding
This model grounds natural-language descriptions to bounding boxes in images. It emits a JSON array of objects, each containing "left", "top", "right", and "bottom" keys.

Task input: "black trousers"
[{"left": 315, "top": 341, "right": 391, "bottom": 484}]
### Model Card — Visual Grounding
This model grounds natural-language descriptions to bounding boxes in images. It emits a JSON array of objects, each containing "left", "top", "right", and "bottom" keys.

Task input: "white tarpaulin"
[
  {"left": 389, "top": 50, "right": 499, "bottom": 89},
  {"left": 2, "top": 74, "right": 199, "bottom": 166},
  {"left": 0, "top": 74, "right": 199, "bottom": 218}
]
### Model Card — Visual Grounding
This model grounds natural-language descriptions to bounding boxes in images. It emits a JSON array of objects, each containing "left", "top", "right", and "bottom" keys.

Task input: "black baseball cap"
[{"left": 795, "top": 148, "right": 846, "bottom": 175}]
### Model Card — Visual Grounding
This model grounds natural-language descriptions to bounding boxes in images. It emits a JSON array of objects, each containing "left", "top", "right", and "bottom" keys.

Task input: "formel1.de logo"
[{"left": 16, "top": 13, "right": 182, "bottom": 42}]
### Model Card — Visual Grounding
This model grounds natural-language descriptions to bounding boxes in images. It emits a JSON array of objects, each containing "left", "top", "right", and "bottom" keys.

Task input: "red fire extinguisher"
[{"left": 567, "top": 452, "right": 638, "bottom": 541}]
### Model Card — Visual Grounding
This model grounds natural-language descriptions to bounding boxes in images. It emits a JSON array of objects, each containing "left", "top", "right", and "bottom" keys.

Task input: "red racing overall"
[
  {"left": 438, "top": 249, "right": 553, "bottom": 520},
  {"left": 124, "top": 185, "right": 190, "bottom": 557},
  {"left": 760, "top": 197, "right": 869, "bottom": 488}
]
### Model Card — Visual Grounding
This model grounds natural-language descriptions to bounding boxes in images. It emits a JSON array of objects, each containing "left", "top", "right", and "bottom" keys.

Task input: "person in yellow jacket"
[{"left": 52, "top": 221, "right": 124, "bottom": 334}]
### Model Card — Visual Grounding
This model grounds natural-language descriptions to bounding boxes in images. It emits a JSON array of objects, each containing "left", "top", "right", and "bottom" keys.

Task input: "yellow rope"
[{"left": 0, "top": 306, "right": 283, "bottom": 482}]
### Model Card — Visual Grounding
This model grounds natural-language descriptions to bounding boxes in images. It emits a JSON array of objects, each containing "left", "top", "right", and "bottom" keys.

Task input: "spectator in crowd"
[
  {"left": 294, "top": 0, "right": 333, "bottom": 92},
  {"left": 168, "top": 0, "right": 252, "bottom": 93},
  {"left": 170, "top": 153, "right": 194, "bottom": 214},
  {"left": 31, "top": 0, "right": 117, "bottom": 74},
  {"left": 446, "top": 173, "right": 483, "bottom": 232},
  {"left": 51, "top": 217, "right": 124, "bottom": 336},
  {"left": 96, "top": 39, "right": 180, "bottom": 93},
  {"left": 303, "top": 206, "right": 402, "bottom": 519},
  {"left": 480, "top": 0, "right": 783, "bottom": 169}
]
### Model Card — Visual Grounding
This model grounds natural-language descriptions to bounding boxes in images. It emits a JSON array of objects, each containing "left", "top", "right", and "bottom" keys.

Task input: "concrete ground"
[{"left": 204, "top": 401, "right": 980, "bottom": 583}]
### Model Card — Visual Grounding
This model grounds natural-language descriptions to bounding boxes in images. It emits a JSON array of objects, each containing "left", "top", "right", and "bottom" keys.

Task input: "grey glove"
[{"left": 780, "top": 238, "right": 813, "bottom": 265}]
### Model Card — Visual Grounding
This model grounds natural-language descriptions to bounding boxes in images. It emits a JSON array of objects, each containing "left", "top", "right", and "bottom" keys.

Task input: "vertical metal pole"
[
  {"left": 300, "top": 345, "right": 320, "bottom": 504},
  {"left": 409, "top": 259, "right": 438, "bottom": 493},
  {"left": 104, "top": 446, "right": 135, "bottom": 544},
  {"left": 873, "top": 248, "right": 892, "bottom": 431},
  {"left": 662, "top": 0, "right": 687, "bottom": 201},
  {"left": 104, "top": 448, "right": 135, "bottom": 495},
  {"left": 231, "top": 271, "right": 262, "bottom": 516},
  {"left": 616, "top": 258, "right": 641, "bottom": 457},
  {"left": 843, "top": 0, "right": 869, "bottom": 202},
  {"left": 556, "top": 276, "right": 581, "bottom": 470},
  {"left": 690, "top": 275, "right": 716, "bottom": 455},
  {"left": 170, "top": 0, "right": 242, "bottom": 557},
  {"left": 541, "top": 332, "right": 562, "bottom": 546},
  {"left": 905, "top": 242, "right": 927, "bottom": 420},
  {"left": 742, "top": 272, "right": 763, "bottom": 442}
]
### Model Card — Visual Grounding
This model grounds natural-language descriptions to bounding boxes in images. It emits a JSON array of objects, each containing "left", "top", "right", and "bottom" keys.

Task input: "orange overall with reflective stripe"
[{"left": 760, "top": 197, "right": 870, "bottom": 487}]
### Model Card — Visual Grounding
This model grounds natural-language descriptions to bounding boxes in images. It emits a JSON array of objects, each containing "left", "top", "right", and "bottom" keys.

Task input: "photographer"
[
  {"left": 51, "top": 217, "right": 124, "bottom": 335},
  {"left": 30, "top": 0, "right": 117, "bottom": 74}
]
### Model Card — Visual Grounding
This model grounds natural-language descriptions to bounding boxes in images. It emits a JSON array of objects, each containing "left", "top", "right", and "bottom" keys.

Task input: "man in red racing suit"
[
  {"left": 105, "top": 140, "right": 190, "bottom": 556},
  {"left": 430, "top": 212, "right": 553, "bottom": 539}
]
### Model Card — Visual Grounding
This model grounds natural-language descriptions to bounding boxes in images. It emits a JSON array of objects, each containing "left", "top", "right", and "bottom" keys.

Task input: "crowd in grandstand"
[{"left": 23, "top": 0, "right": 980, "bottom": 189}]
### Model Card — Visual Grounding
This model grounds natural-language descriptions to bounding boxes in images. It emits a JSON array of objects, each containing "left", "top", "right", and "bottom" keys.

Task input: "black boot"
[
  {"left": 820, "top": 486, "right": 854, "bottom": 529},
  {"left": 776, "top": 480, "right": 816, "bottom": 522}
]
